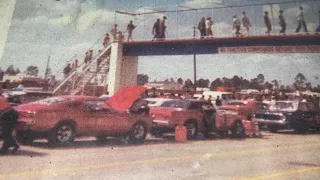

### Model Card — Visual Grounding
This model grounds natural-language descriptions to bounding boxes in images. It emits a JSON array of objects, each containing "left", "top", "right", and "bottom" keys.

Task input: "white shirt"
[
  {"left": 233, "top": 18, "right": 240, "bottom": 26},
  {"left": 297, "top": 10, "right": 304, "bottom": 21},
  {"left": 205, "top": 20, "right": 213, "bottom": 29}
]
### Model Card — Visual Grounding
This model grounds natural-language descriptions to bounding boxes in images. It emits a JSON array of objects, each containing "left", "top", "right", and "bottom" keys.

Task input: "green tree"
[{"left": 25, "top": 66, "right": 39, "bottom": 76}]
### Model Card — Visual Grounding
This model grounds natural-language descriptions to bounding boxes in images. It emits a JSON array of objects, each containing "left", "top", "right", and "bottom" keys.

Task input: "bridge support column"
[{"left": 107, "top": 42, "right": 138, "bottom": 95}]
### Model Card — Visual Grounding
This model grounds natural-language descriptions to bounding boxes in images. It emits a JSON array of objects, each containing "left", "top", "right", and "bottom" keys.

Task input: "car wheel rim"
[
  {"left": 133, "top": 124, "right": 145, "bottom": 139},
  {"left": 57, "top": 125, "right": 72, "bottom": 143},
  {"left": 186, "top": 123, "right": 196, "bottom": 136},
  {"left": 236, "top": 123, "right": 244, "bottom": 135}
]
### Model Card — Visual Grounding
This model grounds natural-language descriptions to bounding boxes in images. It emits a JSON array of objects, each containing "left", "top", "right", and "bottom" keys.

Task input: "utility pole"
[
  {"left": 44, "top": 56, "right": 50, "bottom": 80},
  {"left": 193, "top": 26, "right": 197, "bottom": 91}
]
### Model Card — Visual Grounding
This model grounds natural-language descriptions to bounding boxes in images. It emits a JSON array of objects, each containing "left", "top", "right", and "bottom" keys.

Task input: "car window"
[
  {"left": 160, "top": 100, "right": 185, "bottom": 108},
  {"left": 188, "top": 102, "right": 202, "bottom": 110},
  {"left": 227, "top": 102, "right": 246, "bottom": 106},
  {"left": 84, "top": 100, "right": 105, "bottom": 111},
  {"left": 256, "top": 103, "right": 269, "bottom": 110}
]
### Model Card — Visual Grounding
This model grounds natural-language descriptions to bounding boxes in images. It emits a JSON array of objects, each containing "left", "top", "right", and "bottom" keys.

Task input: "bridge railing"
[{"left": 114, "top": 0, "right": 320, "bottom": 42}]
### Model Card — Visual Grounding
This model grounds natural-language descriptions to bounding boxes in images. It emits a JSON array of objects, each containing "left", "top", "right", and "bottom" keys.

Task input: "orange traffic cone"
[{"left": 175, "top": 125, "right": 187, "bottom": 143}]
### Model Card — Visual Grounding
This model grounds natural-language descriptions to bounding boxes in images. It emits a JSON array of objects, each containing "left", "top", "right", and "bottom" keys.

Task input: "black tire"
[
  {"left": 231, "top": 121, "right": 246, "bottom": 138},
  {"left": 16, "top": 131, "right": 35, "bottom": 145},
  {"left": 129, "top": 122, "right": 147, "bottom": 144},
  {"left": 294, "top": 122, "right": 309, "bottom": 134},
  {"left": 48, "top": 122, "right": 76, "bottom": 146},
  {"left": 96, "top": 135, "right": 107, "bottom": 142},
  {"left": 151, "top": 128, "right": 164, "bottom": 137},
  {"left": 268, "top": 125, "right": 279, "bottom": 133},
  {"left": 184, "top": 120, "right": 198, "bottom": 139}
]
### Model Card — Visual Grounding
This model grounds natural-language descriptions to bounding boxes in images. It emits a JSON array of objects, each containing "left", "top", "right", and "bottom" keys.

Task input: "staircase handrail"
[{"left": 52, "top": 43, "right": 112, "bottom": 94}]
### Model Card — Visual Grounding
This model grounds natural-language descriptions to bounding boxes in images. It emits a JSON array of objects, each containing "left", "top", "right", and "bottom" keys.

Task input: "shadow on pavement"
[
  {"left": 19, "top": 132, "right": 265, "bottom": 150},
  {"left": 261, "top": 129, "right": 320, "bottom": 136},
  {"left": 288, "top": 162, "right": 320, "bottom": 167},
  {"left": 0, "top": 149, "right": 47, "bottom": 157}
]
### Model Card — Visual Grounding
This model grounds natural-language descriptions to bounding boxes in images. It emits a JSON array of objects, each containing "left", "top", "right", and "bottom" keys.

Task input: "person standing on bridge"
[
  {"left": 126, "top": 20, "right": 136, "bottom": 42},
  {"left": 110, "top": 24, "right": 118, "bottom": 41},
  {"left": 295, "top": 6, "right": 308, "bottom": 34},
  {"left": 152, "top": 19, "right": 161, "bottom": 41},
  {"left": 103, "top": 33, "right": 110, "bottom": 47},
  {"left": 198, "top": 17, "right": 206, "bottom": 38},
  {"left": 242, "top": 12, "right": 251, "bottom": 36},
  {"left": 233, "top": 15, "right": 241, "bottom": 37},
  {"left": 278, "top": 10, "right": 286, "bottom": 35},
  {"left": 316, "top": 9, "right": 320, "bottom": 33},
  {"left": 264, "top": 11, "right": 272, "bottom": 35},
  {"left": 160, "top": 16, "right": 167, "bottom": 39},
  {"left": 205, "top": 17, "right": 213, "bottom": 38}
]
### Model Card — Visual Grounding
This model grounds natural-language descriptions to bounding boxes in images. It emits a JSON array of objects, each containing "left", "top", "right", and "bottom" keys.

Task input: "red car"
[
  {"left": 220, "top": 100, "right": 269, "bottom": 119},
  {"left": 150, "top": 99, "right": 259, "bottom": 139},
  {"left": 14, "top": 86, "right": 152, "bottom": 145}
]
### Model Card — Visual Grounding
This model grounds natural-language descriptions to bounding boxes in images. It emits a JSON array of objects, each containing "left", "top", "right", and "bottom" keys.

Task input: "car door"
[
  {"left": 110, "top": 111, "right": 133, "bottom": 134},
  {"left": 81, "top": 100, "right": 109, "bottom": 135}
]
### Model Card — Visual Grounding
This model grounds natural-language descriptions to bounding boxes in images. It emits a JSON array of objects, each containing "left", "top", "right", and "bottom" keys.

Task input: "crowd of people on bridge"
[{"left": 106, "top": 6, "right": 320, "bottom": 41}]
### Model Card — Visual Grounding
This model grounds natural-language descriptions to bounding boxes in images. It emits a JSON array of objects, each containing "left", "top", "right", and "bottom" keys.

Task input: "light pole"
[{"left": 193, "top": 26, "right": 197, "bottom": 91}]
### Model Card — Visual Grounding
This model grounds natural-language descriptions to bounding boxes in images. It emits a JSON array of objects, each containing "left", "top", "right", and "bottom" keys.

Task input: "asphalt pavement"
[{"left": 0, "top": 131, "right": 320, "bottom": 180}]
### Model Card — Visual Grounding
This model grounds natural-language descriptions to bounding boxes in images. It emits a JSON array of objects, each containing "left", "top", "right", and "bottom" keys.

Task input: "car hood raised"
[{"left": 105, "top": 86, "right": 147, "bottom": 112}]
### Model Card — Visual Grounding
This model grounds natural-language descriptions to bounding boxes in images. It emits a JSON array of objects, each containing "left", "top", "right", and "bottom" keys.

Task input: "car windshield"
[
  {"left": 270, "top": 102, "right": 298, "bottom": 111},
  {"left": 31, "top": 97, "right": 70, "bottom": 104},
  {"left": 227, "top": 101, "right": 246, "bottom": 106},
  {"left": 160, "top": 100, "right": 185, "bottom": 108}
]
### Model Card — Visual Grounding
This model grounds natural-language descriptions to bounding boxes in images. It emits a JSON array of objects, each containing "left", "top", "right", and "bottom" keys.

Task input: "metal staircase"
[{"left": 52, "top": 43, "right": 112, "bottom": 95}]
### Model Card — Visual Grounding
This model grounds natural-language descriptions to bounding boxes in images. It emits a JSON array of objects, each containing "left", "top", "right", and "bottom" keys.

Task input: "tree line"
[{"left": 138, "top": 73, "right": 320, "bottom": 92}]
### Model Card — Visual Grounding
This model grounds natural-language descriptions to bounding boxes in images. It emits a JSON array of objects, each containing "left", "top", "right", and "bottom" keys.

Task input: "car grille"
[{"left": 254, "top": 113, "right": 283, "bottom": 120}]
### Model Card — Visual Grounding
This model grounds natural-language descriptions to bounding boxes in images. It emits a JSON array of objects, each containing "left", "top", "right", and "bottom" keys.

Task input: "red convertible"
[{"left": 14, "top": 86, "right": 153, "bottom": 145}]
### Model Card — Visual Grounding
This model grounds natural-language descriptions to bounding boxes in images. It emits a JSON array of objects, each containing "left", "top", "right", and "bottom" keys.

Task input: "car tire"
[
  {"left": 48, "top": 122, "right": 76, "bottom": 146},
  {"left": 184, "top": 121, "right": 198, "bottom": 139},
  {"left": 231, "top": 121, "right": 246, "bottom": 138},
  {"left": 268, "top": 125, "right": 279, "bottom": 133},
  {"left": 96, "top": 135, "right": 107, "bottom": 142},
  {"left": 129, "top": 122, "right": 147, "bottom": 144},
  {"left": 151, "top": 128, "right": 164, "bottom": 137},
  {"left": 16, "top": 131, "right": 35, "bottom": 145},
  {"left": 294, "top": 122, "right": 309, "bottom": 134}
]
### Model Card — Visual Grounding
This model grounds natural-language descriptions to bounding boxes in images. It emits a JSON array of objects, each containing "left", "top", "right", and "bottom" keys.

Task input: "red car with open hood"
[{"left": 14, "top": 86, "right": 152, "bottom": 145}]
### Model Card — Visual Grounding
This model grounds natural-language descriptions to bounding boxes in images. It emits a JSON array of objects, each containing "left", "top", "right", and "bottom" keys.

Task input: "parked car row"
[
  {"left": 253, "top": 101, "right": 320, "bottom": 133},
  {"left": 11, "top": 86, "right": 319, "bottom": 147}
]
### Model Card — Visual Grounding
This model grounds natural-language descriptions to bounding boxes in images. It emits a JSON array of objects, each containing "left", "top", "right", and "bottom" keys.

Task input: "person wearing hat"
[
  {"left": 0, "top": 86, "right": 20, "bottom": 154},
  {"left": 160, "top": 16, "right": 167, "bottom": 39},
  {"left": 278, "top": 10, "right": 286, "bottom": 35},
  {"left": 264, "top": 11, "right": 272, "bottom": 35}
]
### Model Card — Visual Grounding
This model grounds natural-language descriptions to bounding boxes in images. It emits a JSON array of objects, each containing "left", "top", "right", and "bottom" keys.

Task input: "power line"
[{"left": 119, "top": 0, "right": 320, "bottom": 15}]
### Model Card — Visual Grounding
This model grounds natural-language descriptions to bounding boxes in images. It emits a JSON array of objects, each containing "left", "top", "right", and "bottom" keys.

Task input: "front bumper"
[{"left": 252, "top": 118, "right": 288, "bottom": 126}]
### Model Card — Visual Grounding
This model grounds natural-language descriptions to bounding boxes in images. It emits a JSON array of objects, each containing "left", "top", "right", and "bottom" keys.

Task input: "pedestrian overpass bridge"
[
  {"left": 53, "top": 34, "right": 320, "bottom": 96},
  {"left": 123, "top": 34, "right": 320, "bottom": 56}
]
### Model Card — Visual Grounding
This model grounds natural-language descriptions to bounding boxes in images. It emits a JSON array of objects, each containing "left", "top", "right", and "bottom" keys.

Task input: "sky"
[{"left": 0, "top": 0, "right": 320, "bottom": 86}]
